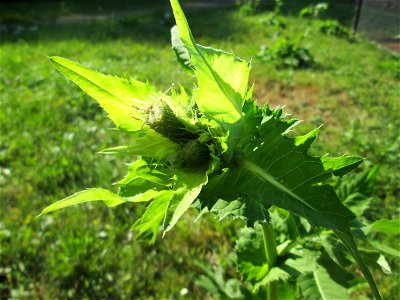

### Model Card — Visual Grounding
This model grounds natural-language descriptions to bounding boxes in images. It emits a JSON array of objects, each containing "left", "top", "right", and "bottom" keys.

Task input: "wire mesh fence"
[{"left": 355, "top": 0, "right": 399, "bottom": 41}]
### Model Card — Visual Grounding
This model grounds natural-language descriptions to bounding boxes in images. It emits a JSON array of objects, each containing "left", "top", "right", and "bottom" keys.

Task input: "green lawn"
[{"left": 1, "top": 3, "right": 398, "bottom": 299}]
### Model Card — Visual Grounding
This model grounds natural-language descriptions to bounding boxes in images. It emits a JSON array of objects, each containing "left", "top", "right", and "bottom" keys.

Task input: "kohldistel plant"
[
  {"left": 258, "top": 37, "right": 316, "bottom": 69},
  {"left": 39, "top": 1, "right": 393, "bottom": 298}
]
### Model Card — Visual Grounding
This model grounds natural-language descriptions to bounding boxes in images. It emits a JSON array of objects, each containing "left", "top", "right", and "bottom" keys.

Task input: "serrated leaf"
[
  {"left": 201, "top": 103, "right": 380, "bottom": 298},
  {"left": 49, "top": 56, "right": 158, "bottom": 132},
  {"left": 170, "top": 0, "right": 250, "bottom": 158},
  {"left": 132, "top": 190, "right": 173, "bottom": 243},
  {"left": 164, "top": 168, "right": 208, "bottom": 233},
  {"left": 202, "top": 106, "right": 361, "bottom": 232},
  {"left": 254, "top": 249, "right": 321, "bottom": 290},
  {"left": 122, "top": 159, "right": 210, "bottom": 240},
  {"left": 38, "top": 188, "right": 126, "bottom": 217},
  {"left": 201, "top": 197, "right": 270, "bottom": 225},
  {"left": 209, "top": 199, "right": 246, "bottom": 221},
  {"left": 117, "top": 158, "right": 173, "bottom": 198},
  {"left": 170, "top": 0, "right": 250, "bottom": 123}
]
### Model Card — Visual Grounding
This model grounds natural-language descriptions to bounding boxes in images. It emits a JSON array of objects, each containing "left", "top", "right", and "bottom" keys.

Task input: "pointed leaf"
[
  {"left": 117, "top": 158, "right": 173, "bottom": 198},
  {"left": 49, "top": 56, "right": 157, "bottom": 132},
  {"left": 335, "top": 230, "right": 381, "bottom": 300},
  {"left": 362, "top": 219, "right": 400, "bottom": 236},
  {"left": 38, "top": 188, "right": 126, "bottom": 217},
  {"left": 164, "top": 168, "right": 208, "bottom": 232},
  {"left": 170, "top": 0, "right": 250, "bottom": 132},
  {"left": 202, "top": 106, "right": 361, "bottom": 232},
  {"left": 132, "top": 190, "right": 174, "bottom": 243}
]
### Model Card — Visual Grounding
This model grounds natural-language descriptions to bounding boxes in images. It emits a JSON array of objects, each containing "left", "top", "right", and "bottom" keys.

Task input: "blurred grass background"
[{"left": 0, "top": 0, "right": 399, "bottom": 299}]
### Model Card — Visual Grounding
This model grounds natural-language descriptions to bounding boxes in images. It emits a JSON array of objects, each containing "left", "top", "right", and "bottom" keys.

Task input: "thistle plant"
[{"left": 38, "top": 1, "right": 397, "bottom": 298}]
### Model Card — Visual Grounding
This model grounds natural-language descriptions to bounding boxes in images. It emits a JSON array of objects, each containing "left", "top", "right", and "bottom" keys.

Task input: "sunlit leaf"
[{"left": 38, "top": 188, "right": 126, "bottom": 217}]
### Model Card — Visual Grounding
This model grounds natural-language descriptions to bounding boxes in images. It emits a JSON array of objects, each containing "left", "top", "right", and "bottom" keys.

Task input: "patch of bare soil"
[
  {"left": 252, "top": 80, "right": 365, "bottom": 144},
  {"left": 253, "top": 81, "right": 331, "bottom": 122},
  {"left": 383, "top": 41, "right": 400, "bottom": 53}
]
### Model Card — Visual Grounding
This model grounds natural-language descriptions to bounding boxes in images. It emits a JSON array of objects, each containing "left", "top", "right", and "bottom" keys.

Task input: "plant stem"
[{"left": 261, "top": 222, "right": 278, "bottom": 300}]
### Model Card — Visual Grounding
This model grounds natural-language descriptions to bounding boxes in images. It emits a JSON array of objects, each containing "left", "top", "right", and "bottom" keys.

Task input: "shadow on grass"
[
  {"left": 0, "top": 0, "right": 357, "bottom": 44},
  {"left": 259, "top": 0, "right": 356, "bottom": 26},
  {"left": 0, "top": 5, "right": 247, "bottom": 44}
]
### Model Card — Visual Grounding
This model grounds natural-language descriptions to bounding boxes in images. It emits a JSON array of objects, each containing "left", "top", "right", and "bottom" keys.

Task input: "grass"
[{"left": 1, "top": 2, "right": 399, "bottom": 299}]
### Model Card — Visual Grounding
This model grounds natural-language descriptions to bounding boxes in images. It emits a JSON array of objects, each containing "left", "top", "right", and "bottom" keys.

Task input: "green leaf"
[
  {"left": 38, "top": 188, "right": 126, "bottom": 217},
  {"left": 342, "top": 193, "right": 373, "bottom": 217},
  {"left": 362, "top": 219, "right": 400, "bottom": 236},
  {"left": 209, "top": 199, "right": 246, "bottom": 221},
  {"left": 202, "top": 105, "right": 361, "bottom": 232},
  {"left": 164, "top": 168, "right": 208, "bottom": 233},
  {"left": 369, "top": 241, "right": 400, "bottom": 258},
  {"left": 235, "top": 224, "right": 269, "bottom": 283},
  {"left": 359, "top": 249, "right": 391, "bottom": 274},
  {"left": 234, "top": 224, "right": 319, "bottom": 290},
  {"left": 335, "top": 166, "right": 378, "bottom": 216},
  {"left": 359, "top": 219, "right": 400, "bottom": 258},
  {"left": 170, "top": 0, "right": 251, "bottom": 155},
  {"left": 319, "top": 234, "right": 352, "bottom": 268},
  {"left": 132, "top": 190, "right": 174, "bottom": 243},
  {"left": 132, "top": 165, "right": 209, "bottom": 242},
  {"left": 194, "top": 263, "right": 259, "bottom": 300},
  {"left": 297, "top": 265, "right": 350, "bottom": 300},
  {"left": 121, "top": 158, "right": 210, "bottom": 241},
  {"left": 199, "top": 197, "right": 269, "bottom": 226},
  {"left": 255, "top": 249, "right": 321, "bottom": 290},
  {"left": 117, "top": 158, "right": 173, "bottom": 198},
  {"left": 100, "top": 130, "right": 180, "bottom": 162},
  {"left": 49, "top": 56, "right": 158, "bottom": 132},
  {"left": 200, "top": 103, "right": 380, "bottom": 298}
]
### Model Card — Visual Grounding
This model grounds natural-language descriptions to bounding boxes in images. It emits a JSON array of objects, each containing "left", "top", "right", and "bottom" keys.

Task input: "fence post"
[{"left": 353, "top": 0, "right": 364, "bottom": 33}]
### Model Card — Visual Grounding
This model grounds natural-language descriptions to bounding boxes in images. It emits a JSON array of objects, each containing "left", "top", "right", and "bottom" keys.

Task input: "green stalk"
[{"left": 261, "top": 222, "right": 278, "bottom": 300}]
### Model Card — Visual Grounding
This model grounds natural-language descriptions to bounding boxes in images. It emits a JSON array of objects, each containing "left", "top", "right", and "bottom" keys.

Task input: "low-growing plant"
[
  {"left": 195, "top": 166, "right": 398, "bottom": 299},
  {"left": 258, "top": 36, "right": 316, "bottom": 69},
  {"left": 38, "top": 0, "right": 398, "bottom": 299},
  {"left": 299, "top": 2, "right": 329, "bottom": 19},
  {"left": 261, "top": 0, "right": 286, "bottom": 32},
  {"left": 320, "top": 19, "right": 353, "bottom": 40},
  {"left": 237, "top": 0, "right": 262, "bottom": 16}
]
